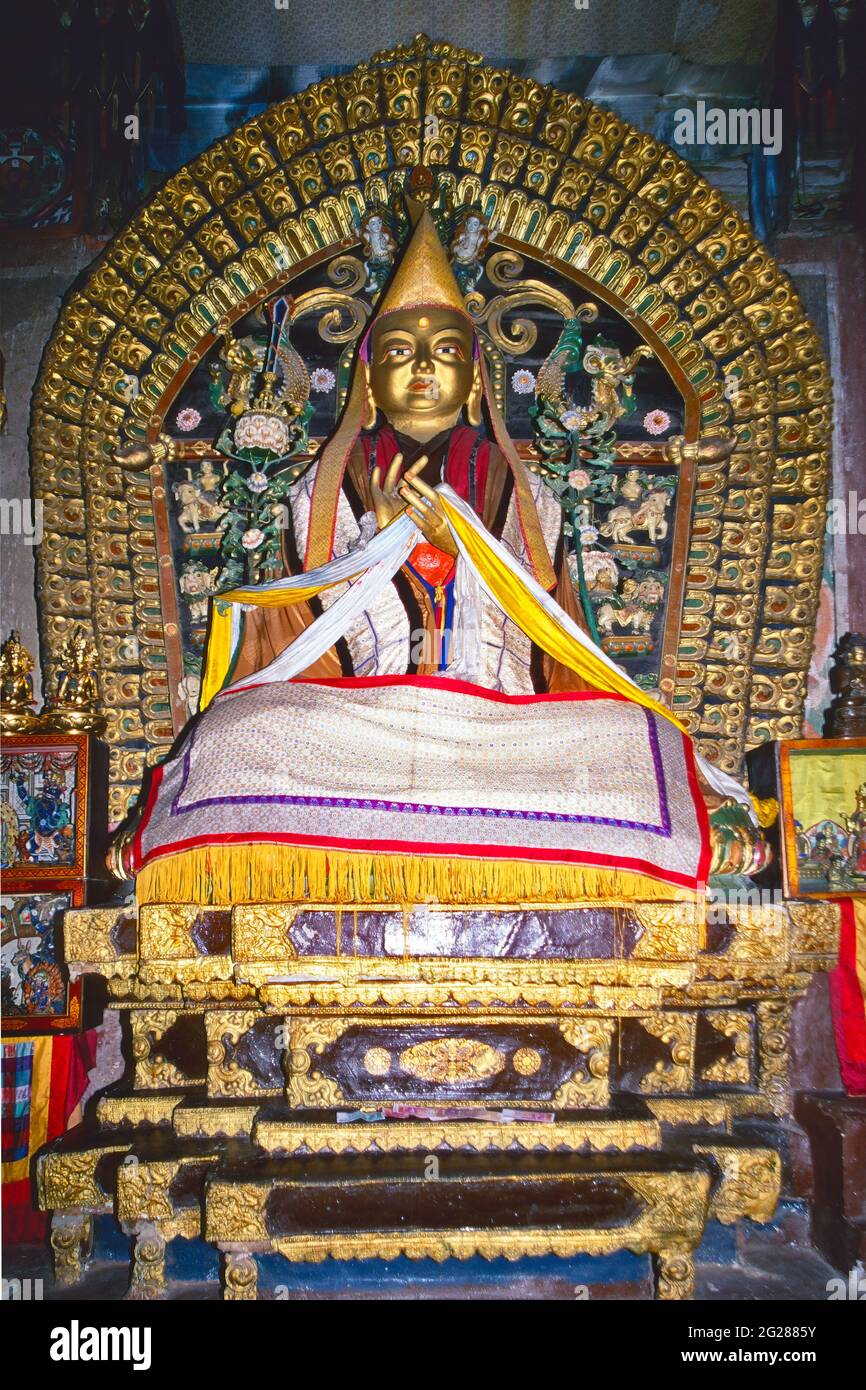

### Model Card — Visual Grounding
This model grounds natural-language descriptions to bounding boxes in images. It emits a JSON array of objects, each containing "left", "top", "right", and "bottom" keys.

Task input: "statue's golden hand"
[
  {"left": 370, "top": 453, "right": 427, "bottom": 529},
  {"left": 399, "top": 474, "right": 458, "bottom": 557}
]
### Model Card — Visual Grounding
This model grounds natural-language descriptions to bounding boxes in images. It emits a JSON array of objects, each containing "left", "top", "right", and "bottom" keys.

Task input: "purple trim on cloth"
[{"left": 170, "top": 707, "right": 673, "bottom": 838}]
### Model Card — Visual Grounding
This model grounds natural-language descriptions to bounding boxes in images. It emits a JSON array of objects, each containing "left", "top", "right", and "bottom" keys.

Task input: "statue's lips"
[{"left": 409, "top": 378, "right": 436, "bottom": 393}]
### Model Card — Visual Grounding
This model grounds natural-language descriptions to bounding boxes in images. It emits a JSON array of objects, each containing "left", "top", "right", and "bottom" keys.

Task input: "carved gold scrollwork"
[
  {"left": 554, "top": 1019, "right": 614, "bottom": 1108},
  {"left": 399, "top": 1037, "right": 505, "bottom": 1084},
  {"left": 131, "top": 1009, "right": 193, "bottom": 1090},
  {"left": 466, "top": 249, "right": 589, "bottom": 355},
  {"left": 285, "top": 1018, "right": 346, "bottom": 1109},
  {"left": 38, "top": 1145, "right": 129, "bottom": 1212},
  {"left": 290, "top": 257, "right": 371, "bottom": 345},
  {"left": 639, "top": 1013, "right": 697, "bottom": 1094},
  {"left": 205, "top": 1010, "right": 272, "bottom": 1098},
  {"left": 654, "top": 1245, "right": 696, "bottom": 1300},
  {"left": 695, "top": 1144, "right": 781, "bottom": 1225},
  {"left": 223, "top": 1252, "right": 258, "bottom": 1300},
  {"left": 206, "top": 1184, "right": 269, "bottom": 1244},
  {"left": 701, "top": 1010, "right": 752, "bottom": 1085},
  {"left": 50, "top": 1212, "right": 94, "bottom": 1286},
  {"left": 787, "top": 900, "right": 841, "bottom": 958},
  {"left": 756, "top": 1000, "right": 792, "bottom": 1116},
  {"left": 232, "top": 905, "right": 299, "bottom": 962},
  {"left": 126, "top": 1223, "right": 167, "bottom": 1301}
]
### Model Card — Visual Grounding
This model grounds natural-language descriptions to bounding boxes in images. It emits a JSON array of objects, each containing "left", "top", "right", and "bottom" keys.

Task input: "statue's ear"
[
  {"left": 362, "top": 361, "right": 378, "bottom": 429},
  {"left": 466, "top": 360, "right": 483, "bottom": 427}
]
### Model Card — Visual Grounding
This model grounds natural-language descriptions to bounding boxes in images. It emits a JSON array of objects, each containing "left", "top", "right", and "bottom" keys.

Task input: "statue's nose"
[{"left": 415, "top": 346, "right": 433, "bottom": 371}]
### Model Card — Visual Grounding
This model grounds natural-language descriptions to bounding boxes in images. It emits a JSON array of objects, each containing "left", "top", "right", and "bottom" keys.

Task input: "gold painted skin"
[
  {"left": 366, "top": 306, "right": 483, "bottom": 555},
  {"left": 366, "top": 307, "right": 479, "bottom": 443}
]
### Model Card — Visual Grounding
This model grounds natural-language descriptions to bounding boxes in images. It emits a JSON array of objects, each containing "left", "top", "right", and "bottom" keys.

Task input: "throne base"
[{"left": 35, "top": 895, "right": 840, "bottom": 1299}]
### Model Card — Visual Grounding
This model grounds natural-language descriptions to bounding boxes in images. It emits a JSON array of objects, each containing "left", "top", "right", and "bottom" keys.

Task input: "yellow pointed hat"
[
  {"left": 373, "top": 206, "right": 469, "bottom": 323},
  {"left": 304, "top": 207, "right": 556, "bottom": 589}
]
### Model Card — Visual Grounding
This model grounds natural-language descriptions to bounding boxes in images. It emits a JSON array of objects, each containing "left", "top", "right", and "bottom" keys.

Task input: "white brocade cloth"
[{"left": 137, "top": 676, "right": 709, "bottom": 890}]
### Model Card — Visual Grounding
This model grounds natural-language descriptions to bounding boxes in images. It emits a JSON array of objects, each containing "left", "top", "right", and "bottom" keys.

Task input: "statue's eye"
[
  {"left": 384, "top": 345, "right": 412, "bottom": 359},
  {"left": 435, "top": 343, "right": 462, "bottom": 358}
]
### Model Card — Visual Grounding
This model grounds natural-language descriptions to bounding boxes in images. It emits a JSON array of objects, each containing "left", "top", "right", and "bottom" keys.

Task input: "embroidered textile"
[{"left": 135, "top": 675, "right": 709, "bottom": 892}]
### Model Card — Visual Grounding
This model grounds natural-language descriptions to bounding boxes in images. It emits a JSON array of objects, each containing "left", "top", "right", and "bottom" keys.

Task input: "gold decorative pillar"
[
  {"left": 127, "top": 1223, "right": 167, "bottom": 1301},
  {"left": 654, "top": 1245, "right": 696, "bottom": 1300},
  {"left": 49, "top": 1211, "right": 93, "bottom": 1286},
  {"left": 222, "top": 1251, "right": 259, "bottom": 1300}
]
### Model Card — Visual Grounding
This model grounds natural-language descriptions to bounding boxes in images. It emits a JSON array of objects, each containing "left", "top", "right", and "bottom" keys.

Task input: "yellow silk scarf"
[
  {"left": 437, "top": 492, "right": 689, "bottom": 735},
  {"left": 200, "top": 497, "right": 689, "bottom": 738}
]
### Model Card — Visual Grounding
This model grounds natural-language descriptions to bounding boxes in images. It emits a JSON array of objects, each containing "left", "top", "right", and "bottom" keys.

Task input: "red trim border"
[{"left": 134, "top": 678, "right": 710, "bottom": 892}]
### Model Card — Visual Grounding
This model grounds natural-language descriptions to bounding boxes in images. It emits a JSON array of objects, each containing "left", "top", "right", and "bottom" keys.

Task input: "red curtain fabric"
[
  {"left": 829, "top": 899, "right": 866, "bottom": 1096},
  {"left": 1, "top": 1029, "right": 97, "bottom": 1244}
]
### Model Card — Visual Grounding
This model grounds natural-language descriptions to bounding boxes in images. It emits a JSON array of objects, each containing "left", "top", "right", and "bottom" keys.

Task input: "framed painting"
[
  {"left": 1, "top": 881, "right": 84, "bottom": 1033},
  {"left": 0, "top": 732, "right": 108, "bottom": 886},
  {"left": 774, "top": 739, "right": 866, "bottom": 899}
]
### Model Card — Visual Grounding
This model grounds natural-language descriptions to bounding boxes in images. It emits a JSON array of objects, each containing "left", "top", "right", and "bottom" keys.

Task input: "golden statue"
[
  {"left": 844, "top": 782, "right": 866, "bottom": 878},
  {"left": 114, "top": 208, "right": 764, "bottom": 903},
  {"left": 0, "top": 630, "right": 37, "bottom": 732},
  {"left": 230, "top": 207, "right": 582, "bottom": 688},
  {"left": 42, "top": 625, "right": 106, "bottom": 734}
]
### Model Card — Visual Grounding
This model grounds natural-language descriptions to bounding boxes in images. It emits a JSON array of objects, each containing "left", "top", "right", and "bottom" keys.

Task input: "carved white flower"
[
  {"left": 643, "top": 409, "right": 671, "bottom": 436},
  {"left": 175, "top": 407, "right": 202, "bottom": 432},
  {"left": 241, "top": 528, "right": 265, "bottom": 550},
  {"left": 511, "top": 368, "right": 536, "bottom": 395},
  {"left": 310, "top": 368, "right": 336, "bottom": 393}
]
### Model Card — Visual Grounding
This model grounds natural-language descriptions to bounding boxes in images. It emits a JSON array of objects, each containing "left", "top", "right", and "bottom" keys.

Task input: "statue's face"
[{"left": 368, "top": 307, "right": 475, "bottom": 440}]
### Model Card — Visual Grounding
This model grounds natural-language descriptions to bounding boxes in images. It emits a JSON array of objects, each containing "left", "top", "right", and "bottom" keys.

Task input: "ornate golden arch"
[{"left": 31, "top": 35, "right": 832, "bottom": 820}]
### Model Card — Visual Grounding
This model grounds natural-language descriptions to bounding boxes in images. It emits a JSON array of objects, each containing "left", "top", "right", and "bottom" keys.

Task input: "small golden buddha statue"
[
  {"left": 0, "top": 630, "right": 38, "bottom": 732},
  {"left": 42, "top": 626, "right": 106, "bottom": 734},
  {"left": 844, "top": 782, "right": 866, "bottom": 879}
]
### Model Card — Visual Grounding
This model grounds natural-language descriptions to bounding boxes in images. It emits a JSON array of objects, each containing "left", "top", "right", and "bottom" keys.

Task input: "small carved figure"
[
  {"left": 579, "top": 549, "right": 619, "bottom": 595},
  {"left": 0, "top": 630, "right": 36, "bottom": 711},
  {"left": 619, "top": 467, "right": 643, "bottom": 503},
  {"left": 600, "top": 489, "right": 671, "bottom": 545},
  {"left": 112, "top": 436, "right": 175, "bottom": 469},
  {"left": 449, "top": 210, "right": 490, "bottom": 293},
  {"left": 361, "top": 209, "right": 397, "bottom": 293},
  {"left": 451, "top": 211, "right": 489, "bottom": 266},
  {"left": 177, "top": 672, "right": 202, "bottom": 720},
  {"left": 0, "top": 630, "right": 39, "bottom": 732},
  {"left": 179, "top": 562, "right": 221, "bottom": 622},
  {"left": 844, "top": 783, "right": 866, "bottom": 877},
  {"left": 173, "top": 475, "right": 228, "bottom": 533},
  {"left": 596, "top": 574, "right": 665, "bottom": 639},
  {"left": 197, "top": 459, "right": 223, "bottom": 498},
  {"left": 811, "top": 825, "right": 845, "bottom": 878},
  {"left": 596, "top": 580, "right": 650, "bottom": 635},
  {"left": 56, "top": 629, "right": 99, "bottom": 710},
  {"left": 42, "top": 625, "right": 106, "bottom": 733},
  {"left": 221, "top": 335, "right": 261, "bottom": 417},
  {"left": 583, "top": 342, "right": 654, "bottom": 434}
]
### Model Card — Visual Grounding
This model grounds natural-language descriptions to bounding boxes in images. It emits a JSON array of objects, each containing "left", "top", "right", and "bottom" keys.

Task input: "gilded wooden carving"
[{"left": 29, "top": 35, "right": 831, "bottom": 819}]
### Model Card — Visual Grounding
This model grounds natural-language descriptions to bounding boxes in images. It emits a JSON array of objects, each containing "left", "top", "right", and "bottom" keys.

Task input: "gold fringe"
[{"left": 135, "top": 844, "right": 699, "bottom": 908}]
